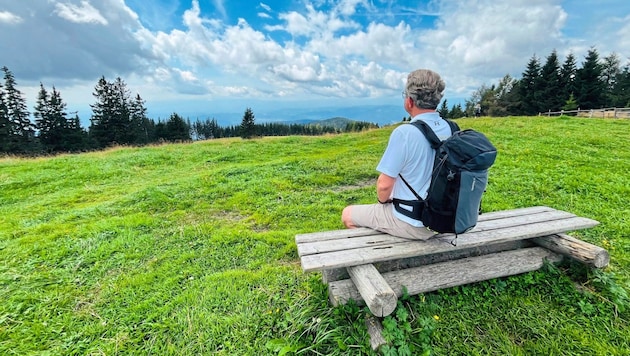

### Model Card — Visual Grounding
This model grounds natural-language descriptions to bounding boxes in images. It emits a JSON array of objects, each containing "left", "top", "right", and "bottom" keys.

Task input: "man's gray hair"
[{"left": 405, "top": 69, "right": 445, "bottom": 109}]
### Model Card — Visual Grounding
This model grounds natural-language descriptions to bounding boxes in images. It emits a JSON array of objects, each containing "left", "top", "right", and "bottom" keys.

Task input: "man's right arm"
[{"left": 377, "top": 173, "right": 395, "bottom": 203}]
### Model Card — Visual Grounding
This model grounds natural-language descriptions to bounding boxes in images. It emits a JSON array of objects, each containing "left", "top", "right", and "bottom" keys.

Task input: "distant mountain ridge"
[
  {"left": 204, "top": 104, "right": 407, "bottom": 128},
  {"left": 315, "top": 117, "right": 358, "bottom": 129},
  {"left": 282, "top": 116, "right": 362, "bottom": 129}
]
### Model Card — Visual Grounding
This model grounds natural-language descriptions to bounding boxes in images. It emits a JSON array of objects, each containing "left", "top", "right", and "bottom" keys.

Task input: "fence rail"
[{"left": 539, "top": 107, "right": 630, "bottom": 119}]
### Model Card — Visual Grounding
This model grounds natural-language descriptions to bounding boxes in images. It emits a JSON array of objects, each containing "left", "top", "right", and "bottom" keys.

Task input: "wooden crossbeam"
[
  {"left": 532, "top": 233, "right": 609, "bottom": 268},
  {"left": 328, "top": 247, "right": 563, "bottom": 307}
]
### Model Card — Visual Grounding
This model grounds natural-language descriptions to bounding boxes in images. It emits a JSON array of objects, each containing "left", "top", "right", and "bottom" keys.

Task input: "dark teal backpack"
[{"left": 393, "top": 120, "right": 497, "bottom": 237}]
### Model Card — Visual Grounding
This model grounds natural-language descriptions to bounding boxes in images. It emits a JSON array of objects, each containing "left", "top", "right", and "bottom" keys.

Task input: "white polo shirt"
[{"left": 376, "top": 112, "right": 453, "bottom": 226}]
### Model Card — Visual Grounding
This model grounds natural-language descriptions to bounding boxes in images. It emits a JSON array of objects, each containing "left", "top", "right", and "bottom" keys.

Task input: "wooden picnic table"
[{"left": 296, "top": 206, "right": 606, "bottom": 318}]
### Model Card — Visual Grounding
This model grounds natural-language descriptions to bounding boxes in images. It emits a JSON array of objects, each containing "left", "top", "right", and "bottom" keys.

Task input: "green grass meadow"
[{"left": 1, "top": 116, "right": 629, "bottom": 355}]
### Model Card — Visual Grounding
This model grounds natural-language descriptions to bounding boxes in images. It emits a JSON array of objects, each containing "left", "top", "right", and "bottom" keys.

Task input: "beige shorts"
[{"left": 349, "top": 203, "right": 436, "bottom": 240}]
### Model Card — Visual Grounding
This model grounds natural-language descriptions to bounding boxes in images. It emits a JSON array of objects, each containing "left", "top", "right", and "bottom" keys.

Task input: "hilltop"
[{"left": 1, "top": 117, "right": 628, "bottom": 355}]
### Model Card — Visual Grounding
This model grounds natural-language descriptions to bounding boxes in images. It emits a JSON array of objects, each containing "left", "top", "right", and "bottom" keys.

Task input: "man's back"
[{"left": 377, "top": 112, "right": 453, "bottom": 226}]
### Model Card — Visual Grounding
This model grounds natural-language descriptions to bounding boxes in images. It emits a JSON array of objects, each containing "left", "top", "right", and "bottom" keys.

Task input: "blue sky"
[{"left": 1, "top": 0, "right": 629, "bottom": 126}]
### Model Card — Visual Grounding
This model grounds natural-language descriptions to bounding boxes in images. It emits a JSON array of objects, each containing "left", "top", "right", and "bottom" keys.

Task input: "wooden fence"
[{"left": 539, "top": 107, "right": 630, "bottom": 118}]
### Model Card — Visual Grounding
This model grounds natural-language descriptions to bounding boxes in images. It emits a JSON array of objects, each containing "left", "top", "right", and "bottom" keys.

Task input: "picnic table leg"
[{"left": 347, "top": 264, "right": 398, "bottom": 317}]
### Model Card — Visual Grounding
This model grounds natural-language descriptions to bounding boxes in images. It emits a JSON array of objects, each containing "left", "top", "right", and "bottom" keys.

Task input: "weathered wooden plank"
[
  {"left": 321, "top": 240, "right": 533, "bottom": 284},
  {"left": 296, "top": 206, "right": 555, "bottom": 245},
  {"left": 476, "top": 206, "right": 554, "bottom": 221},
  {"left": 301, "top": 216, "right": 598, "bottom": 272},
  {"left": 463, "top": 210, "right": 576, "bottom": 233},
  {"left": 328, "top": 247, "right": 562, "bottom": 307},
  {"left": 298, "top": 233, "right": 403, "bottom": 257},
  {"left": 295, "top": 227, "right": 377, "bottom": 244},
  {"left": 531, "top": 233, "right": 610, "bottom": 268},
  {"left": 453, "top": 216, "right": 598, "bottom": 246},
  {"left": 347, "top": 264, "right": 397, "bottom": 317},
  {"left": 298, "top": 209, "right": 577, "bottom": 257}
]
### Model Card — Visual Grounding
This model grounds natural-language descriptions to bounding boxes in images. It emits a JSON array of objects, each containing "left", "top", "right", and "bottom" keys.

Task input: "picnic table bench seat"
[{"left": 295, "top": 206, "right": 607, "bottom": 319}]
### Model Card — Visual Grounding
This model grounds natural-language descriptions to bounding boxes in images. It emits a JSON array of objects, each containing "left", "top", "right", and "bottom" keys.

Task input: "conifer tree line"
[
  {"left": 453, "top": 47, "right": 630, "bottom": 117},
  {"left": 0, "top": 67, "right": 378, "bottom": 155},
  {"left": 3, "top": 47, "right": 627, "bottom": 154}
]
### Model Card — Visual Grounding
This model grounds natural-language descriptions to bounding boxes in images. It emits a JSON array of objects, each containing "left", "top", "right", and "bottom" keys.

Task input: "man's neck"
[{"left": 409, "top": 108, "right": 435, "bottom": 117}]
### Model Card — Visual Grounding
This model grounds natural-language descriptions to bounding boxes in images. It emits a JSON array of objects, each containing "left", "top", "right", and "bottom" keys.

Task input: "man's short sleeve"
[{"left": 376, "top": 127, "right": 406, "bottom": 178}]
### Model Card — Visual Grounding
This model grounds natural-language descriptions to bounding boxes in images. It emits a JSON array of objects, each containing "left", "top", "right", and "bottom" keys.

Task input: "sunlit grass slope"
[{"left": 0, "top": 116, "right": 628, "bottom": 355}]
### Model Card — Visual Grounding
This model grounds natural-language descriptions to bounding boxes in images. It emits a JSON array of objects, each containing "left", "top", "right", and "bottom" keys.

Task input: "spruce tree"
[
  {"left": 559, "top": 53, "right": 578, "bottom": 106},
  {"left": 34, "top": 85, "right": 62, "bottom": 151},
  {"left": 163, "top": 113, "right": 190, "bottom": 141},
  {"left": 2, "top": 66, "right": 35, "bottom": 153},
  {"left": 129, "top": 94, "right": 152, "bottom": 144},
  {"left": 575, "top": 48, "right": 605, "bottom": 109},
  {"left": 449, "top": 103, "right": 465, "bottom": 119},
  {"left": 562, "top": 93, "right": 579, "bottom": 113},
  {"left": 240, "top": 107, "right": 256, "bottom": 139},
  {"left": 65, "top": 113, "right": 89, "bottom": 152},
  {"left": 34, "top": 84, "right": 58, "bottom": 151},
  {"left": 193, "top": 118, "right": 219, "bottom": 140},
  {"left": 33, "top": 84, "right": 85, "bottom": 153},
  {"left": 90, "top": 76, "right": 115, "bottom": 147},
  {"left": 89, "top": 76, "right": 135, "bottom": 147},
  {"left": 539, "top": 50, "right": 562, "bottom": 112},
  {"left": 0, "top": 80, "right": 10, "bottom": 152},
  {"left": 610, "top": 64, "right": 630, "bottom": 107},
  {"left": 437, "top": 99, "right": 449, "bottom": 119},
  {"left": 601, "top": 53, "right": 621, "bottom": 107},
  {"left": 208, "top": 118, "right": 219, "bottom": 138},
  {"left": 519, "top": 55, "right": 543, "bottom": 115}
]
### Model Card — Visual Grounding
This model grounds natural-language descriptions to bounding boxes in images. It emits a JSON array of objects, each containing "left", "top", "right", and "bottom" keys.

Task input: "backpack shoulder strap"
[
  {"left": 409, "top": 120, "right": 441, "bottom": 149},
  {"left": 398, "top": 174, "right": 422, "bottom": 200},
  {"left": 410, "top": 119, "right": 459, "bottom": 149},
  {"left": 447, "top": 120, "right": 460, "bottom": 134}
]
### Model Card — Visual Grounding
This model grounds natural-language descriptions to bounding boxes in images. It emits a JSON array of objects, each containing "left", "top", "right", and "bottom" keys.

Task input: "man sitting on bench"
[{"left": 341, "top": 69, "right": 454, "bottom": 240}]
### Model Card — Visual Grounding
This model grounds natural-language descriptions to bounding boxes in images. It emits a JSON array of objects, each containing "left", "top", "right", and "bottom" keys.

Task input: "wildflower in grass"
[{"left": 433, "top": 315, "right": 440, "bottom": 321}]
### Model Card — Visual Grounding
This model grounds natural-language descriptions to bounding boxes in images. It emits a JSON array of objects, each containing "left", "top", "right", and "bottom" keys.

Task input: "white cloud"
[
  {"left": 171, "top": 68, "right": 211, "bottom": 95},
  {"left": 259, "top": 2, "right": 272, "bottom": 12},
  {"left": 271, "top": 4, "right": 360, "bottom": 37},
  {"left": 4, "top": 0, "right": 630, "bottom": 123},
  {"left": 336, "top": 0, "right": 368, "bottom": 16},
  {"left": 415, "top": 0, "right": 570, "bottom": 93},
  {"left": 270, "top": 49, "right": 325, "bottom": 83},
  {"left": 0, "top": 11, "right": 23, "bottom": 24},
  {"left": 213, "top": 0, "right": 227, "bottom": 19},
  {"left": 309, "top": 21, "right": 414, "bottom": 67},
  {"left": 54, "top": 0, "right": 108, "bottom": 25},
  {"left": 617, "top": 15, "right": 630, "bottom": 53},
  {"left": 1, "top": 0, "right": 154, "bottom": 87}
]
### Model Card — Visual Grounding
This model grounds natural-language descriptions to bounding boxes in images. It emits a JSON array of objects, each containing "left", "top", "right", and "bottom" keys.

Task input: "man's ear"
[{"left": 404, "top": 96, "right": 413, "bottom": 111}]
